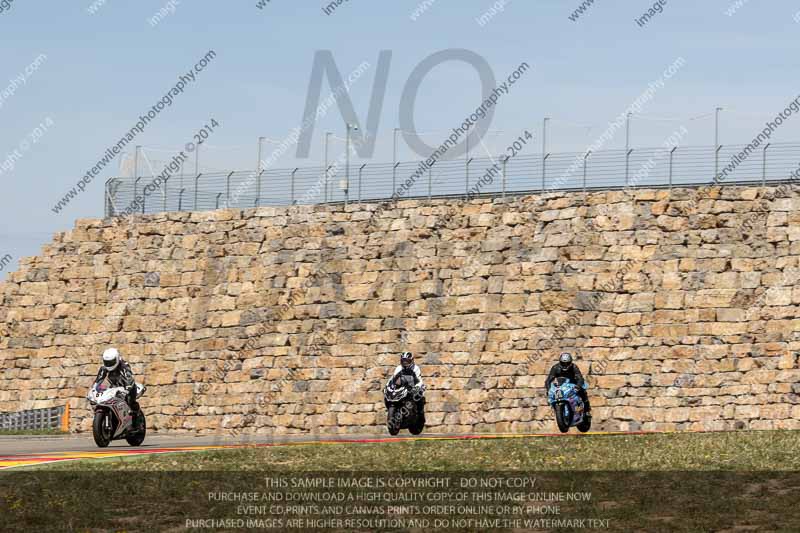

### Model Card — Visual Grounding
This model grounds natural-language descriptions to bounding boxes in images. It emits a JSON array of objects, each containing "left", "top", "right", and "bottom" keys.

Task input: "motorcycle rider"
[
  {"left": 545, "top": 352, "right": 591, "bottom": 417},
  {"left": 94, "top": 348, "right": 140, "bottom": 416},
  {"left": 387, "top": 351, "right": 426, "bottom": 415}
]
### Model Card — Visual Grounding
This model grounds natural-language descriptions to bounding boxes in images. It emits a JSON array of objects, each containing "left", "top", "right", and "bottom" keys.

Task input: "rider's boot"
[{"left": 128, "top": 395, "right": 141, "bottom": 421}]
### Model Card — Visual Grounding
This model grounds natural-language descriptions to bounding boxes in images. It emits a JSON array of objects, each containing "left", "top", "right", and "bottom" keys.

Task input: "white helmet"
[{"left": 102, "top": 348, "right": 120, "bottom": 371}]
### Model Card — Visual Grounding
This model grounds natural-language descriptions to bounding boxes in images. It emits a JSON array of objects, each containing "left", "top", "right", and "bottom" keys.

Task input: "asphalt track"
[{"left": 0, "top": 431, "right": 657, "bottom": 470}]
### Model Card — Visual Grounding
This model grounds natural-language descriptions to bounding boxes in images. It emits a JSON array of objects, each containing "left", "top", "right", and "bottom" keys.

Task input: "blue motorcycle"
[{"left": 547, "top": 377, "right": 591, "bottom": 433}]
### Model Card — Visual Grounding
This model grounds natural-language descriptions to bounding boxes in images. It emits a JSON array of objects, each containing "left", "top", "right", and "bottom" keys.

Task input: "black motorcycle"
[{"left": 383, "top": 374, "right": 425, "bottom": 436}]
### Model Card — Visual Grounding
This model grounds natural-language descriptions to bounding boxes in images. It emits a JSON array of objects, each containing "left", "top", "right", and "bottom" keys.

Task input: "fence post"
[
  {"left": 216, "top": 192, "right": 223, "bottom": 210},
  {"left": 105, "top": 179, "right": 118, "bottom": 217},
  {"left": 194, "top": 173, "right": 202, "bottom": 211},
  {"left": 291, "top": 168, "right": 297, "bottom": 205},
  {"left": 225, "top": 171, "right": 233, "bottom": 208},
  {"left": 134, "top": 177, "right": 142, "bottom": 214},
  {"left": 428, "top": 163, "right": 433, "bottom": 205},
  {"left": 465, "top": 158, "right": 473, "bottom": 197},
  {"left": 162, "top": 177, "right": 169, "bottom": 212},
  {"left": 257, "top": 136, "right": 264, "bottom": 173},
  {"left": 625, "top": 149, "right": 633, "bottom": 187},
  {"left": 714, "top": 145, "right": 723, "bottom": 182},
  {"left": 393, "top": 162, "right": 400, "bottom": 194},
  {"left": 324, "top": 165, "right": 329, "bottom": 203},
  {"left": 502, "top": 156, "right": 508, "bottom": 199},
  {"left": 178, "top": 188, "right": 185, "bottom": 211},
  {"left": 762, "top": 143, "right": 771, "bottom": 187},
  {"left": 255, "top": 169, "right": 265, "bottom": 207},
  {"left": 542, "top": 153, "right": 550, "bottom": 191},
  {"left": 104, "top": 179, "right": 110, "bottom": 217},
  {"left": 359, "top": 164, "right": 366, "bottom": 204},
  {"left": 134, "top": 145, "right": 141, "bottom": 184},
  {"left": 325, "top": 165, "right": 333, "bottom": 203},
  {"left": 583, "top": 150, "right": 591, "bottom": 192},
  {"left": 111, "top": 179, "right": 123, "bottom": 217},
  {"left": 669, "top": 146, "right": 677, "bottom": 189}
]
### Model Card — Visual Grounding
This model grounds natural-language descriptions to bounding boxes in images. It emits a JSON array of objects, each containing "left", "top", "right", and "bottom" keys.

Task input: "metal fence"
[
  {"left": 104, "top": 142, "right": 800, "bottom": 217},
  {"left": 0, "top": 405, "right": 68, "bottom": 432}
]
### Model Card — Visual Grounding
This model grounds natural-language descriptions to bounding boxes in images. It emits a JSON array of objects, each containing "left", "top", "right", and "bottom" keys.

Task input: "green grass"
[
  {"left": 6, "top": 431, "right": 800, "bottom": 531},
  {"left": 44, "top": 430, "right": 800, "bottom": 471}
]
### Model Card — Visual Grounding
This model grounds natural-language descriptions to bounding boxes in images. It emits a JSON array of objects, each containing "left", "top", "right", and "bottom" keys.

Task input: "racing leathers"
[
  {"left": 387, "top": 363, "right": 426, "bottom": 415},
  {"left": 545, "top": 362, "right": 591, "bottom": 415},
  {"left": 94, "top": 359, "right": 139, "bottom": 414}
]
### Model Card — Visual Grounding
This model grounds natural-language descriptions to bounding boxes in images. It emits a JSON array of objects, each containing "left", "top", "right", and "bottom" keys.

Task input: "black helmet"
[
  {"left": 400, "top": 351, "right": 414, "bottom": 369},
  {"left": 559, "top": 352, "right": 573, "bottom": 370}
]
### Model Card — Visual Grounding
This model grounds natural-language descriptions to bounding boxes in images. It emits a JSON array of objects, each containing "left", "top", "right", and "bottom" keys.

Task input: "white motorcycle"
[{"left": 86, "top": 382, "right": 147, "bottom": 447}]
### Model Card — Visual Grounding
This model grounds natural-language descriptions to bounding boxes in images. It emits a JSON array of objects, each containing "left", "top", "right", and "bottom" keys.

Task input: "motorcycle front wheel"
[
  {"left": 387, "top": 406, "right": 400, "bottom": 436},
  {"left": 554, "top": 403, "right": 572, "bottom": 433},
  {"left": 92, "top": 410, "right": 113, "bottom": 448}
]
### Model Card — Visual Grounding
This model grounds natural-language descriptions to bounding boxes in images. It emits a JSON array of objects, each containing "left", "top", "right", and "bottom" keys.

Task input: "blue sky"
[{"left": 1, "top": 0, "right": 800, "bottom": 271}]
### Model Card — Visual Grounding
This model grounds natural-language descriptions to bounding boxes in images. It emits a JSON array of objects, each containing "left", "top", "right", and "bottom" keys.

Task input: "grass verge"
[
  {"left": 4, "top": 431, "right": 799, "bottom": 531},
  {"left": 43, "top": 430, "right": 800, "bottom": 471}
]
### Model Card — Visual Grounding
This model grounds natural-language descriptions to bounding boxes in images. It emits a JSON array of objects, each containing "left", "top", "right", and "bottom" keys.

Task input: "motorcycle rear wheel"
[
  {"left": 125, "top": 412, "right": 147, "bottom": 446},
  {"left": 409, "top": 417, "right": 424, "bottom": 435},
  {"left": 92, "top": 411, "right": 113, "bottom": 448},
  {"left": 554, "top": 403, "right": 571, "bottom": 433}
]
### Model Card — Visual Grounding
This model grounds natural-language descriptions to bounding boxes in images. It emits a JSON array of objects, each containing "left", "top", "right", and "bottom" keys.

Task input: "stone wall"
[{"left": 1, "top": 185, "right": 799, "bottom": 435}]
